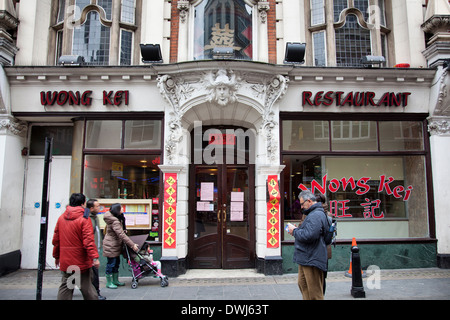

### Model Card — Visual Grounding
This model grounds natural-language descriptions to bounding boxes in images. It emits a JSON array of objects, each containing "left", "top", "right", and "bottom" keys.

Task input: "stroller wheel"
[
  {"left": 131, "top": 281, "right": 138, "bottom": 289},
  {"left": 160, "top": 276, "right": 169, "bottom": 287}
]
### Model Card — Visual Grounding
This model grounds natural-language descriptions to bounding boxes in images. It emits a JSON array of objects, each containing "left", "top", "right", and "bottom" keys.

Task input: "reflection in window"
[
  {"left": 335, "top": 14, "right": 371, "bottom": 67},
  {"left": 311, "top": 0, "right": 325, "bottom": 25},
  {"left": 121, "top": 0, "right": 136, "bottom": 24},
  {"left": 282, "top": 120, "right": 329, "bottom": 151},
  {"left": 85, "top": 120, "right": 122, "bottom": 149},
  {"left": 85, "top": 120, "right": 162, "bottom": 150},
  {"left": 124, "top": 120, "right": 161, "bottom": 149},
  {"left": 312, "top": 31, "right": 326, "bottom": 66},
  {"left": 333, "top": 0, "right": 347, "bottom": 22},
  {"left": 73, "top": 11, "right": 110, "bottom": 65},
  {"left": 331, "top": 121, "right": 377, "bottom": 151},
  {"left": 30, "top": 126, "right": 73, "bottom": 156},
  {"left": 120, "top": 30, "right": 133, "bottom": 65},
  {"left": 379, "top": 121, "right": 424, "bottom": 151},
  {"left": 194, "top": 0, "right": 253, "bottom": 60}
]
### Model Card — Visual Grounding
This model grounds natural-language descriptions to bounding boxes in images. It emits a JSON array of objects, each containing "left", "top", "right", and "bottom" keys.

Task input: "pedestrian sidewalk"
[{"left": 0, "top": 267, "right": 449, "bottom": 300}]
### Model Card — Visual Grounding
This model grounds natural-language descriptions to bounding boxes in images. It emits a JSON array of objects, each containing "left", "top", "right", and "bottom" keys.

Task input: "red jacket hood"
[{"left": 63, "top": 206, "right": 85, "bottom": 220}]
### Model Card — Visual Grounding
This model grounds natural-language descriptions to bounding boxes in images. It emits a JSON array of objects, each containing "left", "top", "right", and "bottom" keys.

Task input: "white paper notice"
[
  {"left": 230, "top": 201, "right": 244, "bottom": 212},
  {"left": 125, "top": 215, "right": 135, "bottom": 226},
  {"left": 230, "top": 211, "right": 243, "bottom": 221},
  {"left": 230, "top": 201, "right": 244, "bottom": 221},
  {"left": 231, "top": 192, "right": 244, "bottom": 202},
  {"left": 197, "top": 201, "right": 214, "bottom": 211},
  {"left": 135, "top": 214, "right": 149, "bottom": 225},
  {"left": 200, "top": 182, "right": 214, "bottom": 201}
]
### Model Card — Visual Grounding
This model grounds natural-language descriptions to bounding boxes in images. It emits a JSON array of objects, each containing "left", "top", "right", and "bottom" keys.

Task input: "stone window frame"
[
  {"left": 48, "top": 0, "right": 142, "bottom": 66},
  {"left": 306, "top": 0, "right": 392, "bottom": 67}
]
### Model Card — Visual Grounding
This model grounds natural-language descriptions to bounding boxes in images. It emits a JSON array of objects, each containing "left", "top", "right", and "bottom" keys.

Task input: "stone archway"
[
  {"left": 157, "top": 67, "right": 288, "bottom": 165},
  {"left": 157, "top": 65, "right": 288, "bottom": 274}
]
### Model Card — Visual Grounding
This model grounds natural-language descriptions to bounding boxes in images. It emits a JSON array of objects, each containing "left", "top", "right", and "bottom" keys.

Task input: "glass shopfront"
[
  {"left": 281, "top": 115, "right": 430, "bottom": 241},
  {"left": 82, "top": 118, "right": 163, "bottom": 241}
]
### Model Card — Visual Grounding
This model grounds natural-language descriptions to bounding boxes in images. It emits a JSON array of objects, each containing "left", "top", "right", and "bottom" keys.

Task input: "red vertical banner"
[
  {"left": 267, "top": 175, "right": 280, "bottom": 248},
  {"left": 163, "top": 173, "right": 177, "bottom": 249}
]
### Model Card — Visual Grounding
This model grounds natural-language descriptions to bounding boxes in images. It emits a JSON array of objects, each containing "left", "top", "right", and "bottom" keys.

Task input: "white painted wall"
[
  {"left": 21, "top": 157, "right": 71, "bottom": 269},
  {"left": 0, "top": 131, "right": 26, "bottom": 256}
]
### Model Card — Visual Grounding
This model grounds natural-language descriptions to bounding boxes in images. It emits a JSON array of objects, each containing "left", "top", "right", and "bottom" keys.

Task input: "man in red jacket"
[{"left": 52, "top": 193, "right": 100, "bottom": 300}]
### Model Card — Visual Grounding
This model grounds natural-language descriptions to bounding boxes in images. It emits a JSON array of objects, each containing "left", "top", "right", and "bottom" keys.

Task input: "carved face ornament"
[{"left": 205, "top": 69, "right": 239, "bottom": 106}]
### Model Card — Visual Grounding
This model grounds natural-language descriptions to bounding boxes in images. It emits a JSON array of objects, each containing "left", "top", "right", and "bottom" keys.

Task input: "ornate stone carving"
[
  {"left": 428, "top": 116, "right": 450, "bottom": 136},
  {"left": 257, "top": 1, "right": 270, "bottom": 23},
  {"left": 434, "top": 68, "right": 449, "bottom": 116},
  {"left": 158, "top": 69, "right": 289, "bottom": 164},
  {"left": 421, "top": 15, "right": 450, "bottom": 34},
  {"left": 259, "top": 74, "right": 289, "bottom": 163},
  {"left": 177, "top": 0, "right": 190, "bottom": 23},
  {"left": 157, "top": 75, "right": 184, "bottom": 164},
  {"left": 203, "top": 69, "right": 240, "bottom": 106},
  {"left": 0, "top": 117, "right": 27, "bottom": 136}
]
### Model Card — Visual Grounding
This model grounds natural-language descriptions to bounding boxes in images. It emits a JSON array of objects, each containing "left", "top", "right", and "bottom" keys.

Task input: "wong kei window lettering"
[{"left": 281, "top": 118, "right": 429, "bottom": 240}]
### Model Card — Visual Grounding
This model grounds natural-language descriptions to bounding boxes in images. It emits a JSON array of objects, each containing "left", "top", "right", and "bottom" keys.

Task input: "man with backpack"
[{"left": 287, "top": 190, "right": 329, "bottom": 300}]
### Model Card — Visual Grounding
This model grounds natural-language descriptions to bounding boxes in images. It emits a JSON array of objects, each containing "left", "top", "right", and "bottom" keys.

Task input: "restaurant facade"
[{"left": 0, "top": 0, "right": 449, "bottom": 276}]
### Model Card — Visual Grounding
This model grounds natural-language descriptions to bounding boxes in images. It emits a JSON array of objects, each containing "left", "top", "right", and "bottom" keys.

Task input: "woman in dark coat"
[{"left": 103, "top": 203, "right": 139, "bottom": 289}]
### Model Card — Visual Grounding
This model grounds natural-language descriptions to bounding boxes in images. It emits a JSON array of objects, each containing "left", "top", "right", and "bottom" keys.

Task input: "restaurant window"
[
  {"left": 29, "top": 125, "right": 73, "bottom": 156},
  {"left": 281, "top": 118, "right": 429, "bottom": 240},
  {"left": 83, "top": 118, "right": 163, "bottom": 240},
  {"left": 193, "top": 0, "right": 253, "bottom": 60}
]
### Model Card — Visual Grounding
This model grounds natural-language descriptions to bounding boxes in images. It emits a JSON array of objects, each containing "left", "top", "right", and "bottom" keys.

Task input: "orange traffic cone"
[{"left": 345, "top": 238, "right": 365, "bottom": 278}]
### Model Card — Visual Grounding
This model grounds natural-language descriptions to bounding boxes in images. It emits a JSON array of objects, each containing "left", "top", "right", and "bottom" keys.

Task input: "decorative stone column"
[
  {"left": 428, "top": 116, "right": 450, "bottom": 268},
  {"left": 158, "top": 164, "right": 188, "bottom": 277},
  {"left": 256, "top": 165, "right": 285, "bottom": 275}
]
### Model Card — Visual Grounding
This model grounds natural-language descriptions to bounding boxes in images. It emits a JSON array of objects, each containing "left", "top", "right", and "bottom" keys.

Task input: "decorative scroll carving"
[
  {"left": 259, "top": 74, "right": 289, "bottom": 163},
  {"left": 157, "top": 75, "right": 184, "bottom": 164},
  {"left": 0, "top": 117, "right": 27, "bottom": 136},
  {"left": 421, "top": 15, "right": 450, "bottom": 34},
  {"left": 428, "top": 117, "right": 450, "bottom": 136}
]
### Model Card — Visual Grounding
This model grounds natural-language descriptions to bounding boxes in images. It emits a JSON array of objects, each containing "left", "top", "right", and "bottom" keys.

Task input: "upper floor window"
[
  {"left": 194, "top": 0, "right": 253, "bottom": 60},
  {"left": 310, "top": 0, "right": 389, "bottom": 67},
  {"left": 53, "top": 0, "right": 138, "bottom": 66}
]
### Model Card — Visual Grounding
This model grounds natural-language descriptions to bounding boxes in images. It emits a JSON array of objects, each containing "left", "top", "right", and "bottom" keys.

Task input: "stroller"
[{"left": 123, "top": 234, "right": 169, "bottom": 289}]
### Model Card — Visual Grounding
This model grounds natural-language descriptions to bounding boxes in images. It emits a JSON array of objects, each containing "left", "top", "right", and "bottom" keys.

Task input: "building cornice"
[{"left": 4, "top": 61, "right": 437, "bottom": 85}]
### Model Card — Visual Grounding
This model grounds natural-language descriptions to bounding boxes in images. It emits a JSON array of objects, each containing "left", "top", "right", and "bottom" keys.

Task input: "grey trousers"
[{"left": 57, "top": 268, "right": 98, "bottom": 300}]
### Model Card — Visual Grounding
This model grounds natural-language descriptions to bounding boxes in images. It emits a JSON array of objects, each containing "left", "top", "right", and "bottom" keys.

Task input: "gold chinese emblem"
[{"left": 205, "top": 23, "right": 241, "bottom": 50}]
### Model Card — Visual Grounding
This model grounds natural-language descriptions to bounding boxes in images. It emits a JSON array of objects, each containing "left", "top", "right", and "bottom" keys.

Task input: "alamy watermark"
[
  {"left": 366, "top": 265, "right": 381, "bottom": 290},
  {"left": 192, "top": 121, "right": 257, "bottom": 165},
  {"left": 66, "top": 265, "right": 81, "bottom": 289}
]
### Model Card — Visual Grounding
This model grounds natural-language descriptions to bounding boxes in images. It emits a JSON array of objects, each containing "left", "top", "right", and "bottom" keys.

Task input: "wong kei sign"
[
  {"left": 40, "top": 90, "right": 130, "bottom": 106},
  {"left": 299, "top": 175, "right": 413, "bottom": 219}
]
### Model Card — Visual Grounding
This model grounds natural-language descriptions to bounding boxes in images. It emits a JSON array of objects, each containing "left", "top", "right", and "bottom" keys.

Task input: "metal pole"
[{"left": 36, "top": 137, "right": 53, "bottom": 300}]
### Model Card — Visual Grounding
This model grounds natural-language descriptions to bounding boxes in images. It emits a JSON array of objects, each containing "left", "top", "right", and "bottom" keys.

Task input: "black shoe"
[{"left": 98, "top": 294, "right": 107, "bottom": 300}]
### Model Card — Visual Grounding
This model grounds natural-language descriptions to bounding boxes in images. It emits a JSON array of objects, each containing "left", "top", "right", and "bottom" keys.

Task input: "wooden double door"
[{"left": 188, "top": 127, "right": 255, "bottom": 268}]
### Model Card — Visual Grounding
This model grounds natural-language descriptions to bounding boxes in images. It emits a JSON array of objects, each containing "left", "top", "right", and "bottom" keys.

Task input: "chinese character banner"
[
  {"left": 267, "top": 175, "right": 280, "bottom": 248},
  {"left": 163, "top": 173, "right": 177, "bottom": 249}
]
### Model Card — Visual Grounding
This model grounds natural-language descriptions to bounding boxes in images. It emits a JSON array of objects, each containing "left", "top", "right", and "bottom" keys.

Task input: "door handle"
[
  {"left": 223, "top": 208, "right": 226, "bottom": 222},
  {"left": 217, "top": 209, "right": 221, "bottom": 223}
]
